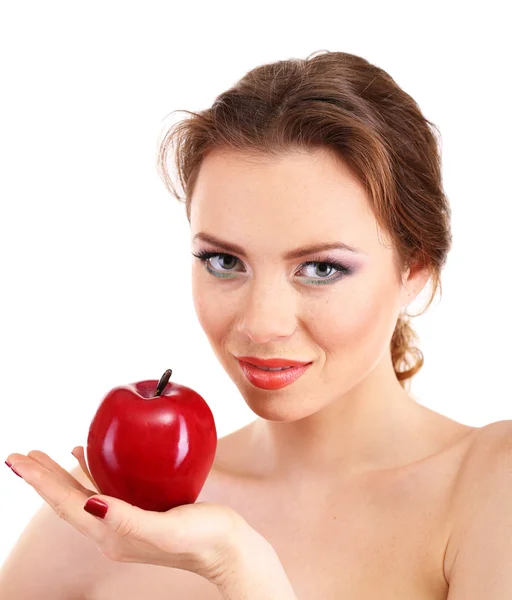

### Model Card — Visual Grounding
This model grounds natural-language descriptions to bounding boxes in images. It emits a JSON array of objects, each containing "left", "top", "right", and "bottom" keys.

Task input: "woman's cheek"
[
  {"left": 318, "top": 281, "right": 398, "bottom": 372},
  {"left": 191, "top": 275, "right": 234, "bottom": 342},
  {"left": 192, "top": 277, "right": 216, "bottom": 335}
]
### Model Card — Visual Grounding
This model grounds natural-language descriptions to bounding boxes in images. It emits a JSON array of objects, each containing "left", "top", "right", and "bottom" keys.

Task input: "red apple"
[{"left": 86, "top": 369, "right": 217, "bottom": 511}]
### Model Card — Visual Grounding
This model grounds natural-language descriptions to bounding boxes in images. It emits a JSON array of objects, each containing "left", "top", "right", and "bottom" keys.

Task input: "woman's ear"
[{"left": 399, "top": 263, "right": 431, "bottom": 308}]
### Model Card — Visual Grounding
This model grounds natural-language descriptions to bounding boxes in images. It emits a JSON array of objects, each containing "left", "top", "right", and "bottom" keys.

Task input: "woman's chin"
[{"left": 242, "top": 395, "right": 321, "bottom": 423}]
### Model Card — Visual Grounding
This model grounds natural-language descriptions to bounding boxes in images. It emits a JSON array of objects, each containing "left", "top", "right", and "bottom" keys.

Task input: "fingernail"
[
  {"left": 6, "top": 462, "right": 22, "bottom": 478},
  {"left": 84, "top": 497, "right": 108, "bottom": 519}
]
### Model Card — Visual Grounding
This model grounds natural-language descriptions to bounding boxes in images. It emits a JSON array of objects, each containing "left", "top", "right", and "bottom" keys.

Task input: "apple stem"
[{"left": 155, "top": 369, "right": 172, "bottom": 396}]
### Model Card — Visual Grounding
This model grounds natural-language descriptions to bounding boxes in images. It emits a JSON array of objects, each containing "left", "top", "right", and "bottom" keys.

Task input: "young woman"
[{"left": 2, "top": 50, "right": 511, "bottom": 600}]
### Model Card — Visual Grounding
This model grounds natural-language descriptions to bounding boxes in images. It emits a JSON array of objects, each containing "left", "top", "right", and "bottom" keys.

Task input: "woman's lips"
[{"left": 237, "top": 359, "right": 312, "bottom": 390}]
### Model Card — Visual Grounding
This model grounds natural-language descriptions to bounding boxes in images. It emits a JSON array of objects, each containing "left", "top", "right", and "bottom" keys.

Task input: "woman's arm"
[
  {"left": 215, "top": 526, "right": 297, "bottom": 600},
  {"left": 6, "top": 450, "right": 297, "bottom": 598}
]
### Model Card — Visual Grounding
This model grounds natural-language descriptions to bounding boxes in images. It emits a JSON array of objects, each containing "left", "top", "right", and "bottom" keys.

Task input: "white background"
[{"left": 1, "top": 0, "right": 510, "bottom": 567}]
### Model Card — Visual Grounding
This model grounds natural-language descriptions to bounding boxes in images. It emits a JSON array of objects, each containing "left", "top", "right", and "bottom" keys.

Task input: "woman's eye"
[
  {"left": 207, "top": 253, "right": 240, "bottom": 272},
  {"left": 198, "top": 252, "right": 238, "bottom": 272},
  {"left": 191, "top": 251, "right": 353, "bottom": 284}
]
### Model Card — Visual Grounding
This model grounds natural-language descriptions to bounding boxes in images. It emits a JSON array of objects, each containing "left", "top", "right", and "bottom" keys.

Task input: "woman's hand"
[{"left": 5, "top": 447, "right": 253, "bottom": 586}]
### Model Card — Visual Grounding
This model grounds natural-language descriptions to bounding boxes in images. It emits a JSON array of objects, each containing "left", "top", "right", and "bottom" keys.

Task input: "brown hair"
[{"left": 157, "top": 50, "right": 452, "bottom": 392}]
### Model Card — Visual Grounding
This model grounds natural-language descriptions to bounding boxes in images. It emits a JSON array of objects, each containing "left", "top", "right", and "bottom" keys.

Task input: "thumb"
[{"left": 83, "top": 494, "right": 164, "bottom": 540}]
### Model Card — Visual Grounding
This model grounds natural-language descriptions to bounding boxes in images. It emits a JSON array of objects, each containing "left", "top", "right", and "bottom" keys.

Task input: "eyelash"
[{"left": 191, "top": 250, "right": 353, "bottom": 285}]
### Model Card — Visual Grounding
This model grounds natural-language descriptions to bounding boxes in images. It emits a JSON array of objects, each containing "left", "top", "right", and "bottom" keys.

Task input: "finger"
[
  {"left": 84, "top": 493, "right": 172, "bottom": 545},
  {"left": 6, "top": 454, "right": 85, "bottom": 510},
  {"left": 24, "top": 449, "right": 97, "bottom": 496},
  {"left": 71, "top": 446, "right": 100, "bottom": 492},
  {"left": 8, "top": 459, "right": 107, "bottom": 540}
]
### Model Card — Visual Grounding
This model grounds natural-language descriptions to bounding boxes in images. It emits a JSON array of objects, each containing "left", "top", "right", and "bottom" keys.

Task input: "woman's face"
[{"left": 190, "top": 148, "right": 419, "bottom": 422}]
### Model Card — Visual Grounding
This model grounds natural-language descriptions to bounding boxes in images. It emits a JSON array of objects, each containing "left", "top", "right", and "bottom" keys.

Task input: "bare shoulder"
[
  {"left": 447, "top": 419, "right": 512, "bottom": 496},
  {"left": 0, "top": 464, "right": 113, "bottom": 599},
  {"left": 472, "top": 418, "right": 512, "bottom": 442},
  {"left": 454, "top": 419, "right": 512, "bottom": 472},
  {"left": 443, "top": 419, "right": 512, "bottom": 578}
]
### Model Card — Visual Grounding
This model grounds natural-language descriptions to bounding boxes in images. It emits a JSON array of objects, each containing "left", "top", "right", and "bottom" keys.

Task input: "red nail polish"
[
  {"left": 5, "top": 461, "right": 23, "bottom": 479},
  {"left": 84, "top": 497, "right": 108, "bottom": 519},
  {"left": 6, "top": 462, "right": 22, "bottom": 478}
]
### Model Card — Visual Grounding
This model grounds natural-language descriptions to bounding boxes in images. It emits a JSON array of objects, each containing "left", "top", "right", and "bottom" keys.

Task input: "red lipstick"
[
  {"left": 236, "top": 356, "right": 311, "bottom": 368},
  {"left": 236, "top": 357, "right": 312, "bottom": 390}
]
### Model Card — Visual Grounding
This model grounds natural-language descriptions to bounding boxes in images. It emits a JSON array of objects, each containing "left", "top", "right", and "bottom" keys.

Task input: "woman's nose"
[{"left": 236, "top": 281, "right": 298, "bottom": 343}]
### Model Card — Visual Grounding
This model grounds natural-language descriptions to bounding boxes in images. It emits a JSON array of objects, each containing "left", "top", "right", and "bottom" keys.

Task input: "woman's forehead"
[{"left": 190, "top": 150, "right": 375, "bottom": 234}]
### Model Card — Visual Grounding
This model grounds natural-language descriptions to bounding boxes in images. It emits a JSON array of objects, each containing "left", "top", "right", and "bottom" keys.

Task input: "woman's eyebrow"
[{"left": 192, "top": 232, "right": 364, "bottom": 258}]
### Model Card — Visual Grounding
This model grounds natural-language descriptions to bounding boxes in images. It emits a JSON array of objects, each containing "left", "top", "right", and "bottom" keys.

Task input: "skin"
[
  {"left": 8, "top": 144, "right": 510, "bottom": 600},
  {"left": 190, "top": 146, "right": 447, "bottom": 486}
]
